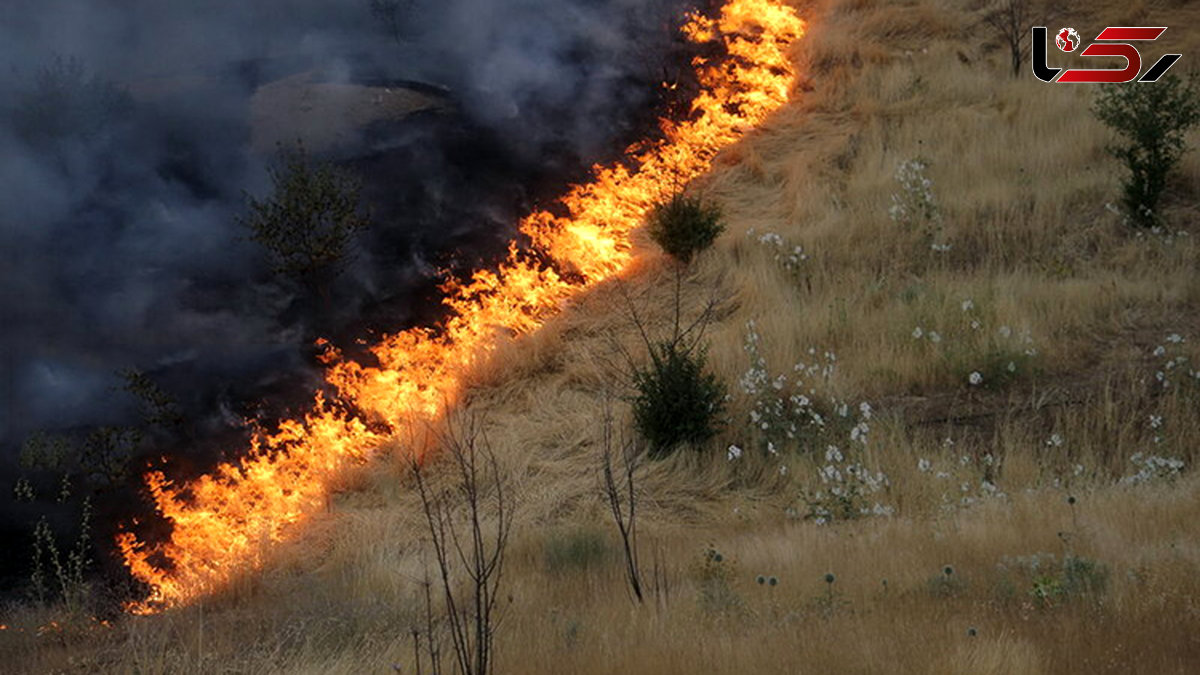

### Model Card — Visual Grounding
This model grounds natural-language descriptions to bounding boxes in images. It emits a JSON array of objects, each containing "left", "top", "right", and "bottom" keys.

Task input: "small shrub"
[
  {"left": 29, "top": 496, "right": 94, "bottom": 614},
  {"left": 632, "top": 341, "right": 726, "bottom": 458},
  {"left": 1013, "top": 553, "right": 1108, "bottom": 608},
  {"left": 926, "top": 565, "right": 966, "bottom": 598},
  {"left": 1093, "top": 75, "right": 1200, "bottom": 227},
  {"left": 1061, "top": 555, "right": 1108, "bottom": 597},
  {"left": 544, "top": 528, "right": 611, "bottom": 573},
  {"left": 647, "top": 194, "right": 725, "bottom": 264},
  {"left": 693, "top": 548, "right": 741, "bottom": 614}
]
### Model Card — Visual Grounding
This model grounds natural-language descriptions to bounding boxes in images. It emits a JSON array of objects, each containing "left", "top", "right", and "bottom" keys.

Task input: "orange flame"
[{"left": 117, "top": 0, "right": 805, "bottom": 613}]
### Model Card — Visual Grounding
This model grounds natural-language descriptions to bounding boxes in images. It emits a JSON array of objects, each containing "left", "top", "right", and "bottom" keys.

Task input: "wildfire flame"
[{"left": 117, "top": 0, "right": 805, "bottom": 613}]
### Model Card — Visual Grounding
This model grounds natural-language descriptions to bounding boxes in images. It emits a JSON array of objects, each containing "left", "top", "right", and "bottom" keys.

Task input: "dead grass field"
[{"left": 4, "top": 0, "right": 1200, "bottom": 672}]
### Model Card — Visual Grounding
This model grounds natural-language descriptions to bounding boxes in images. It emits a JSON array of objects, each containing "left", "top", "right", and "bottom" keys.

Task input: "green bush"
[
  {"left": 632, "top": 341, "right": 726, "bottom": 458},
  {"left": 543, "top": 528, "right": 611, "bottom": 573},
  {"left": 1029, "top": 555, "right": 1108, "bottom": 608},
  {"left": 647, "top": 194, "right": 725, "bottom": 264},
  {"left": 1093, "top": 75, "right": 1200, "bottom": 227},
  {"left": 240, "top": 143, "right": 371, "bottom": 292}
]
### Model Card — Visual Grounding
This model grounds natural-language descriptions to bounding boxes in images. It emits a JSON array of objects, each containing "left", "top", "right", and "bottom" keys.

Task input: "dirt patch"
[{"left": 250, "top": 71, "right": 446, "bottom": 154}]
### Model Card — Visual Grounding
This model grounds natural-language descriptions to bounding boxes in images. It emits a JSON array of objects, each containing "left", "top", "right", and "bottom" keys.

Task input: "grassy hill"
[{"left": 6, "top": 0, "right": 1200, "bottom": 672}]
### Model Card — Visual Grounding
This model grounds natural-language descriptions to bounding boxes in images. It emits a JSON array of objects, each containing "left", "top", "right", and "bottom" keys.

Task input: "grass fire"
[{"left": 3, "top": 0, "right": 1200, "bottom": 672}]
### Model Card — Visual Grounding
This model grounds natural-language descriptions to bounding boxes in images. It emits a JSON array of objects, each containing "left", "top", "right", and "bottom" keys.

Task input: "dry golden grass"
[{"left": 4, "top": 0, "right": 1200, "bottom": 672}]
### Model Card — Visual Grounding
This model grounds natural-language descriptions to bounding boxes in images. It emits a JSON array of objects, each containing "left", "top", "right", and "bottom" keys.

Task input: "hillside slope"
[{"left": 6, "top": 0, "right": 1200, "bottom": 672}]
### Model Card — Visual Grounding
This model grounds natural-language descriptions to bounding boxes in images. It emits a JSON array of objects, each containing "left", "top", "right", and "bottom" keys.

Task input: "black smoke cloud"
[{"left": 0, "top": 0, "right": 701, "bottom": 587}]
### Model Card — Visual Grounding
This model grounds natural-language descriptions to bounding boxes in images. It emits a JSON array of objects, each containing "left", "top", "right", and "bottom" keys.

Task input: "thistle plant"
[
  {"left": 748, "top": 229, "right": 810, "bottom": 287},
  {"left": 927, "top": 563, "right": 964, "bottom": 598},
  {"left": 912, "top": 298, "right": 1040, "bottom": 391},
  {"left": 1121, "top": 453, "right": 1185, "bottom": 485},
  {"left": 737, "top": 322, "right": 892, "bottom": 522},
  {"left": 888, "top": 157, "right": 948, "bottom": 252},
  {"left": 693, "top": 547, "right": 741, "bottom": 615},
  {"left": 738, "top": 321, "right": 838, "bottom": 456},
  {"left": 914, "top": 443, "right": 1006, "bottom": 513},
  {"left": 804, "top": 442, "right": 891, "bottom": 524},
  {"left": 813, "top": 572, "right": 845, "bottom": 619},
  {"left": 1113, "top": 333, "right": 1196, "bottom": 482}
]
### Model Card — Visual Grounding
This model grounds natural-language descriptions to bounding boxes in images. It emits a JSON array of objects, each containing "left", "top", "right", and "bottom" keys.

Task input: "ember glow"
[{"left": 116, "top": 0, "right": 805, "bottom": 612}]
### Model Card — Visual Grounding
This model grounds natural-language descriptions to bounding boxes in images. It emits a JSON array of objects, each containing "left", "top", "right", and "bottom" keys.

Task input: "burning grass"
[{"left": 115, "top": 0, "right": 807, "bottom": 613}]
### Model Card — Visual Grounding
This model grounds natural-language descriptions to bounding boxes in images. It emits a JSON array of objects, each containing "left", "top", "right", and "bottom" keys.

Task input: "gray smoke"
[{"left": 0, "top": 0, "right": 702, "bottom": 588}]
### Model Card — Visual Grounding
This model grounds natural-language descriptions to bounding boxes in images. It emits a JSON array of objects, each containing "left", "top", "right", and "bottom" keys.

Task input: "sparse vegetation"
[
  {"left": 410, "top": 418, "right": 512, "bottom": 675},
  {"left": 9, "top": 55, "right": 132, "bottom": 146},
  {"left": 543, "top": 527, "right": 610, "bottom": 574}
]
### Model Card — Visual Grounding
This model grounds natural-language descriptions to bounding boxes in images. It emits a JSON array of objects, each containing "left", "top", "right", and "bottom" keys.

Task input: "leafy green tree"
[
  {"left": 1093, "top": 75, "right": 1200, "bottom": 227},
  {"left": 240, "top": 144, "right": 371, "bottom": 294}
]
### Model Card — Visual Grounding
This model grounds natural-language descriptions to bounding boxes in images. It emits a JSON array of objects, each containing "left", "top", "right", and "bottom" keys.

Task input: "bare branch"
[
  {"left": 601, "top": 405, "right": 645, "bottom": 604},
  {"left": 410, "top": 417, "right": 511, "bottom": 675}
]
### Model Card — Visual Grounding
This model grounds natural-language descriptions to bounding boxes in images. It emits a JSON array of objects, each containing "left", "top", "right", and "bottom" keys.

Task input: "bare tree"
[
  {"left": 983, "top": 0, "right": 1030, "bottom": 77},
  {"left": 601, "top": 411, "right": 644, "bottom": 605},
  {"left": 411, "top": 418, "right": 512, "bottom": 675},
  {"left": 984, "top": 0, "right": 1060, "bottom": 78}
]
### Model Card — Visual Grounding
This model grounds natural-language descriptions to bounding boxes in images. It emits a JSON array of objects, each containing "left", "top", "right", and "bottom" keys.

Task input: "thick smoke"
[{"left": 0, "top": 0, "right": 700, "bottom": 589}]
